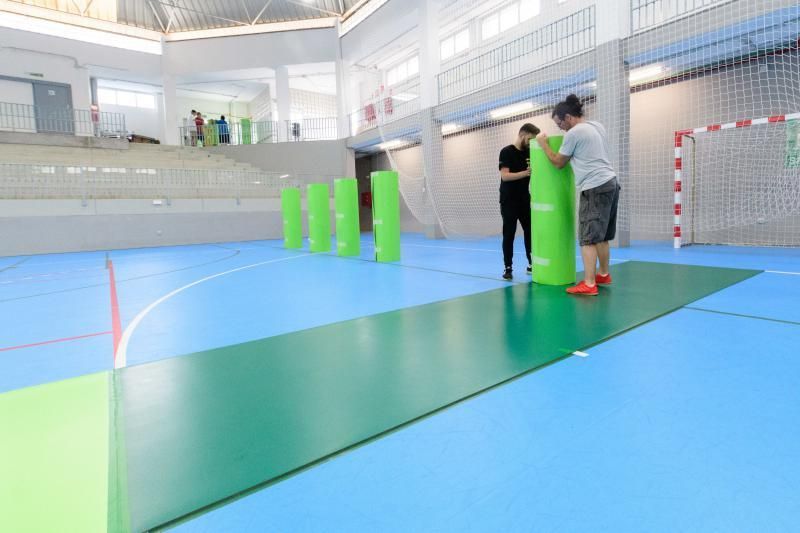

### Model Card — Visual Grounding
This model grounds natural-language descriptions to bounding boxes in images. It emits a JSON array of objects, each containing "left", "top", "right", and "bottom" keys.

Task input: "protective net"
[{"left": 348, "top": 0, "right": 800, "bottom": 245}]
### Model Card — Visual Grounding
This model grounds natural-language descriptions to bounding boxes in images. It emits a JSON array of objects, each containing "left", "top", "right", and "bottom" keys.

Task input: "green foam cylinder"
[
  {"left": 371, "top": 171, "right": 400, "bottom": 262},
  {"left": 240, "top": 118, "right": 252, "bottom": 145},
  {"left": 307, "top": 183, "right": 331, "bottom": 253},
  {"left": 281, "top": 188, "right": 302, "bottom": 249},
  {"left": 334, "top": 178, "right": 361, "bottom": 257},
  {"left": 530, "top": 135, "right": 577, "bottom": 285}
]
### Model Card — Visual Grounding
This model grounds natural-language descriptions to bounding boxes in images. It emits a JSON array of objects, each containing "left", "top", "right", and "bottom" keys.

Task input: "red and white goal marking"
[{"left": 672, "top": 112, "right": 800, "bottom": 248}]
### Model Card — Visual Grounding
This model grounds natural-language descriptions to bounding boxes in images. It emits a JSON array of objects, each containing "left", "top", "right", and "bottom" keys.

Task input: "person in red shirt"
[{"left": 195, "top": 112, "right": 205, "bottom": 145}]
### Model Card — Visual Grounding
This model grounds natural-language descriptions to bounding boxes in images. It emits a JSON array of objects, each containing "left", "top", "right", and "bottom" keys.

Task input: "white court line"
[
  {"left": 765, "top": 270, "right": 800, "bottom": 276},
  {"left": 572, "top": 351, "right": 590, "bottom": 358},
  {"left": 115, "top": 254, "right": 308, "bottom": 369}
]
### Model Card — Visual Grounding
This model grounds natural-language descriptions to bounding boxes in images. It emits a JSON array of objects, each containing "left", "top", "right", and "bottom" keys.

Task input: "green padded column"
[
  {"left": 307, "top": 183, "right": 331, "bottom": 253},
  {"left": 334, "top": 178, "right": 360, "bottom": 257},
  {"left": 530, "top": 135, "right": 576, "bottom": 285},
  {"left": 281, "top": 188, "right": 302, "bottom": 249},
  {"left": 371, "top": 170, "right": 400, "bottom": 262},
  {"left": 240, "top": 118, "right": 252, "bottom": 145}
]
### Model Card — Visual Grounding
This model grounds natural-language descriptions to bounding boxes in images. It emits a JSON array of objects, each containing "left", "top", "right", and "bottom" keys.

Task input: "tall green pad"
[
  {"left": 240, "top": 118, "right": 252, "bottom": 145},
  {"left": 371, "top": 170, "right": 400, "bottom": 262},
  {"left": 281, "top": 188, "right": 302, "bottom": 249},
  {"left": 530, "top": 135, "right": 576, "bottom": 285},
  {"left": 334, "top": 178, "right": 361, "bottom": 257},
  {"left": 307, "top": 183, "right": 331, "bottom": 253}
]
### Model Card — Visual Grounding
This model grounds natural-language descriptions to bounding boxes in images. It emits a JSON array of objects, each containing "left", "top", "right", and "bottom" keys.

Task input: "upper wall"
[{"left": 162, "top": 28, "right": 339, "bottom": 75}]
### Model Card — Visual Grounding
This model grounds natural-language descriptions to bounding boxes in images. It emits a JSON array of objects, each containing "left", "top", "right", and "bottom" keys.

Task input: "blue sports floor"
[{"left": 1, "top": 234, "right": 799, "bottom": 531}]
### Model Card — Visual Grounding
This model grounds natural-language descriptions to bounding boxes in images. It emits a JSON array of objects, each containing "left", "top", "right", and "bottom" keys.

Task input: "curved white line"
[{"left": 115, "top": 254, "right": 308, "bottom": 369}]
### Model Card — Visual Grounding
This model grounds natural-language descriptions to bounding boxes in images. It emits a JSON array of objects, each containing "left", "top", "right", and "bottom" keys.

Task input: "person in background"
[
  {"left": 195, "top": 112, "right": 205, "bottom": 146},
  {"left": 536, "top": 94, "right": 620, "bottom": 296},
  {"left": 218, "top": 115, "right": 230, "bottom": 144},
  {"left": 498, "top": 123, "right": 540, "bottom": 280},
  {"left": 186, "top": 109, "right": 197, "bottom": 146}
]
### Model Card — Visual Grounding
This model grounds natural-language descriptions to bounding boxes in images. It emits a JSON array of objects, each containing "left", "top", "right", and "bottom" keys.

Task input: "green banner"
[
  {"left": 281, "top": 188, "right": 302, "bottom": 249},
  {"left": 530, "top": 135, "right": 577, "bottom": 285},
  {"left": 240, "top": 118, "right": 252, "bottom": 145},
  {"left": 334, "top": 178, "right": 361, "bottom": 257},
  {"left": 307, "top": 183, "right": 331, "bottom": 253},
  {"left": 371, "top": 171, "right": 400, "bottom": 262},
  {"left": 787, "top": 120, "right": 800, "bottom": 169}
]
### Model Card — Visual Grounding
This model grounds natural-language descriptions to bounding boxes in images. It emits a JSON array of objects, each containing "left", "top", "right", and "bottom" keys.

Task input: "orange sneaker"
[
  {"left": 566, "top": 281, "right": 598, "bottom": 296},
  {"left": 595, "top": 273, "right": 612, "bottom": 285}
]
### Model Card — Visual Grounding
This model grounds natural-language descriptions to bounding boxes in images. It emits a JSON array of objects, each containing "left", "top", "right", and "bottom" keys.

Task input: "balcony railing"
[
  {"left": 436, "top": 7, "right": 596, "bottom": 103},
  {"left": 0, "top": 102, "right": 126, "bottom": 137},
  {"left": 350, "top": 81, "right": 421, "bottom": 136},
  {"left": 180, "top": 117, "right": 338, "bottom": 146}
]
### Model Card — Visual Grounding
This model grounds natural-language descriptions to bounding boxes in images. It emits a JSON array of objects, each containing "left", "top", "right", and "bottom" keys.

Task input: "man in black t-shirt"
[{"left": 498, "top": 123, "right": 540, "bottom": 280}]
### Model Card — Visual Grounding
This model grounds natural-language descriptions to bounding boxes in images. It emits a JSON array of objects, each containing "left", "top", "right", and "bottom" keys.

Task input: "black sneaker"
[
  {"left": 526, "top": 264, "right": 533, "bottom": 274},
  {"left": 503, "top": 267, "right": 513, "bottom": 280}
]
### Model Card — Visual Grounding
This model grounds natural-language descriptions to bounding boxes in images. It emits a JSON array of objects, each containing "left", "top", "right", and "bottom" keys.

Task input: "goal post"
[{"left": 673, "top": 112, "right": 800, "bottom": 248}]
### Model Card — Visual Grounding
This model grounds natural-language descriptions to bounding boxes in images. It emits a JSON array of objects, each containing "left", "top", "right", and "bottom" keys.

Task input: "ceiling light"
[
  {"left": 378, "top": 139, "right": 411, "bottom": 150},
  {"left": 629, "top": 65, "right": 665, "bottom": 83},
  {"left": 489, "top": 101, "right": 534, "bottom": 120},
  {"left": 441, "top": 123, "right": 462, "bottom": 135}
]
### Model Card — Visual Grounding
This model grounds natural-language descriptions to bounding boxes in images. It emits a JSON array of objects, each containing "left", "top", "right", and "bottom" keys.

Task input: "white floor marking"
[
  {"left": 115, "top": 254, "right": 308, "bottom": 369},
  {"left": 572, "top": 351, "right": 590, "bottom": 358},
  {"left": 765, "top": 270, "right": 800, "bottom": 276}
]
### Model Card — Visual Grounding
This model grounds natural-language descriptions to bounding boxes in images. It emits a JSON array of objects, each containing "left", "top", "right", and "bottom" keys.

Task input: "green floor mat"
[{"left": 115, "top": 261, "right": 759, "bottom": 531}]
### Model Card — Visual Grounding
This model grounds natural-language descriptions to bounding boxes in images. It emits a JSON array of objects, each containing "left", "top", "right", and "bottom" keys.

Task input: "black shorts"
[{"left": 579, "top": 178, "right": 620, "bottom": 246}]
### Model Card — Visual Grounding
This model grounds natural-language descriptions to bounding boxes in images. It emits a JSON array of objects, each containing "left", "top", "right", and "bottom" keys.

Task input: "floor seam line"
[{"left": 684, "top": 306, "right": 800, "bottom": 327}]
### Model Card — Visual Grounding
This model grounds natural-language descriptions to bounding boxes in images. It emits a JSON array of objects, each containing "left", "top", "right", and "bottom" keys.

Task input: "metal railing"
[
  {"left": 350, "top": 80, "right": 421, "bottom": 136},
  {"left": 0, "top": 102, "right": 126, "bottom": 137},
  {"left": 436, "top": 7, "right": 596, "bottom": 103},
  {"left": 631, "top": 0, "right": 731, "bottom": 33},
  {"left": 180, "top": 117, "right": 338, "bottom": 146},
  {"left": 0, "top": 163, "right": 304, "bottom": 200},
  {"left": 179, "top": 120, "right": 278, "bottom": 147}
]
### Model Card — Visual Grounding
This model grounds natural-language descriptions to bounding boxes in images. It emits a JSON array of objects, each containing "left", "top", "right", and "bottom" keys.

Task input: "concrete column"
[
  {"left": 418, "top": 0, "right": 440, "bottom": 109},
  {"left": 161, "top": 73, "right": 179, "bottom": 146},
  {"left": 276, "top": 65, "right": 291, "bottom": 142},
  {"left": 595, "top": 39, "right": 630, "bottom": 247},
  {"left": 420, "top": 107, "right": 445, "bottom": 238},
  {"left": 335, "top": 20, "right": 350, "bottom": 139}
]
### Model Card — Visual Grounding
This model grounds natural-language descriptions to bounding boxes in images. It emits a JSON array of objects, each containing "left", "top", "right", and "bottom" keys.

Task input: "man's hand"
[
  {"left": 536, "top": 132, "right": 549, "bottom": 147},
  {"left": 521, "top": 167, "right": 531, "bottom": 177}
]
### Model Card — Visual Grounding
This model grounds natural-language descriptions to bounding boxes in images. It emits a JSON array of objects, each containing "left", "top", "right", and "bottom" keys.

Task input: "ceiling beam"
[
  {"left": 286, "top": 0, "right": 341, "bottom": 18},
  {"left": 251, "top": 0, "right": 274, "bottom": 25},
  {"left": 156, "top": 0, "right": 251, "bottom": 28},
  {"left": 148, "top": 0, "right": 168, "bottom": 32}
]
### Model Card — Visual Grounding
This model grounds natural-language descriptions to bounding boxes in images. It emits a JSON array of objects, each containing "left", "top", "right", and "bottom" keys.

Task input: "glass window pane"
[
  {"left": 454, "top": 29, "right": 470, "bottom": 53},
  {"left": 440, "top": 37, "right": 455, "bottom": 60},
  {"left": 520, "top": 0, "right": 540, "bottom": 21},
  {"left": 482, "top": 13, "right": 499, "bottom": 40},
  {"left": 116, "top": 91, "right": 136, "bottom": 107},
  {"left": 98, "top": 88, "right": 116, "bottom": 105},
  {"left": 136, "top": 93, "right": 156, "bottom": 109},
  {"left": 500, "top": 4, "right": 519, "bottom": 32},
  {"left": 407, "top": 56, "right": 419, "bottom": 75},
  {"left": 397, "top": 62, "right": 407, "bottom": 81}
]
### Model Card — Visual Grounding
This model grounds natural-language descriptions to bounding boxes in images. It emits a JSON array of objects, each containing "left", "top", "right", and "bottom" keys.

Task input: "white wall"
[{"left": 100, "top": 103, "right": 159, "bottom": 138}]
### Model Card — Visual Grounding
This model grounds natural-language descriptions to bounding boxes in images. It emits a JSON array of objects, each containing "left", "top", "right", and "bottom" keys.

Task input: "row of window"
[
  {"left": 98, "top": 88, "right": 157, "bottom": 110},
  {"left": 386, "top": 56, "right": 420, "bottom": 87}
]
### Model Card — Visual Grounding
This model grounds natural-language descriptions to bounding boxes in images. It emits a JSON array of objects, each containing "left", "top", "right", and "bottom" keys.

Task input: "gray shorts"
[{"left": 579, "top": 178, "right": 620, "bottom": 246}]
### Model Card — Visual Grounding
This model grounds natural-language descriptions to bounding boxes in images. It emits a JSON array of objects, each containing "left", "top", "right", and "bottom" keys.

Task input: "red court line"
[
  {"left": 108, "top": 259, "right": 123, "bottom": 360},
  {"left": 0, "top": 331, "right": 112, "bottom": 352}
]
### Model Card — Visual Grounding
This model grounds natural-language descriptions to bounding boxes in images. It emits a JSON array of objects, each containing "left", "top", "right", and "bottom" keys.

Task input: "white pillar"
[
  {"left": 335, "top": 20, "right": 350, "bottom": 139},
  {"left": 276, "top": 65, "right": 291, "bottom": 142},
  {"left": 418, "top": 0, "right": 440, "bottom": 109},
  {"left": 161, "top": 73, "right": 179, "bottom": 146}
]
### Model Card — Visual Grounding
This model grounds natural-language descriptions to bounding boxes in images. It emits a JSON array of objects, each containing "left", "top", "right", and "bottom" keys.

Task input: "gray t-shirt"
[{"left": 558, "top": 121, "right": 616, "bottom": 191}]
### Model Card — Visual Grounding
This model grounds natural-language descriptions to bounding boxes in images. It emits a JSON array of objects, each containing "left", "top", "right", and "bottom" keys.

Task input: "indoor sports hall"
[{"left": 1, "top": 1, "right": 798, "bottom": 532}]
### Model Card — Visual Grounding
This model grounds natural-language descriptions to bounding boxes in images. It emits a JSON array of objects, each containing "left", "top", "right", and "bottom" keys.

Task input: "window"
[
  {"left": 440, "top": 37, "right": 455, "bottom": 60},
  {"left": 440, "top": 29, "right": 469, "bottom": 61},
  {"left": 519, "top": 0, "right": 540, "bottom": 21},
  {"left": 98, "top": 88, "right": 116, "bottom": 105},
  {"left": 96, "top": 88, "right": 158, "bottom": 109},
  {"left": 116, "top": 91, "right": 136, "bottom": 107},
  {"left": 386, "top": 55, "right": 419, "bottom": 86},
  {"left": 454, "top": 29, "right": 470, "bottom": 54},
  {"left": 481, "top": 13, "right": 499, "bottom": 40},
  {"left": 136, "top": 93, "right": 156, "bottom": 109},
  {"left": 499, "top": 4, "right": 519, "bottom": 32}
]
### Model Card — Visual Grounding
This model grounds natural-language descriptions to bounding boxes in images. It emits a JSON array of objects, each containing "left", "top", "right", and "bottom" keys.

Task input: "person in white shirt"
[{"left": 535, "top": 94, "right": 620, "bottom": 296}]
